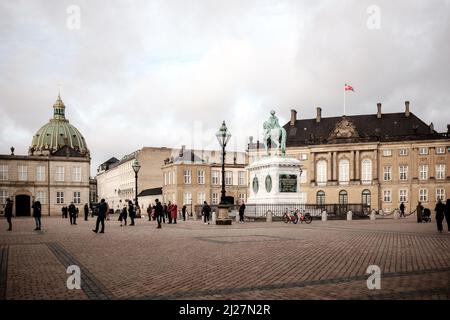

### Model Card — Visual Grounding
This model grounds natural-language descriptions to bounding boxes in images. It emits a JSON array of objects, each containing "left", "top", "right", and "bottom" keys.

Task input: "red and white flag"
[{"left": 344, "top": 83, "right": 354, "bottom": 91}]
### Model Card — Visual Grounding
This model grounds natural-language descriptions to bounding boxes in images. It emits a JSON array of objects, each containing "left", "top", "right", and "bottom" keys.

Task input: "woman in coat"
[
  {"left": 128, "top": 200, "right": 135, "bottom": 226},
  {"left": 171, "top": 203, "right": 178, "bottom": 224},
  {"left": 434, "top": 199, "right": 445, "bottom": 233}
]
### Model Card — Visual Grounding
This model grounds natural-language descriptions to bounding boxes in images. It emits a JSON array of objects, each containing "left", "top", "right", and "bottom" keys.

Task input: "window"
[
  {"left": 316, "top": 190, "right": 325, "bottom": 206},
  {"left": 361, "top": 159, "right": 372, "bottom": 183},
  {"left": 183, "top": 192, "right": 192, "bottom": 205},
  {"left": 73, "top": 192, "right": 81, "bottom": 204},
  {"left": 212, "top": 193, "right": 219, "bottom": 205},
  {"left": 56, "top": 191, "right": 65, "bottom": 204},
  {"left": 225, "top": 171, "right": 233, "bottom": 185},
  {"left": 299, "top": 154, "right": 308, "bottom": 161},
  {"left": 419, "top": 147, "right": 429, "bottom": 155},
  {"left": 383, "top": 150, "right": 392, "bottom": 157},
  {"left": 18, "top": 165, "right": 28, "bottom": 181},
  {"left": 339, "top": 159, "right": 349, "bottom": 184},
  {"left": 419, "top": 189, "right": 428, "bottom": 202},
  {"left": 316, "top": 160, "right": 327, "bottom": 184},
  {"left": 436, "top": 188, "right": 445, "bottom": 202},
  {"left": 238, "top": 171, "right": 245, "bottom": 185},
  {"left": 436, "top": 147, "right": 446, "bottom": 155},
  {"left": 399, "top": 149, "right": 408, "bottom": 156},
  {"left": 419, "top": 165, "right": 428, "bottom": 180},
  {"left": 383, "top": 190, "right": 392, "bottom": 203},
  {"left": 399, "top": 189, "right": 408, "bottom": 203},
  {"left": 197, "top": 192, "right": 205, "bottom": 204},
  {"left": 436, "top": 164, "right": 445, "bottom": 180},
  {"left": 299, "top": 192, "right": 307, "bottom": 204},
  {"left": 0, "top": 190, "right": 7, "bottom": 205},
  {"left": 0, "top": 165, "right": 8, "bottom": 180},
  {"left": 383, "top": 166, "right": 392, "bottom": 181},
  {"left": 212, "top": 170, "right": 220, "bottom": 185},
  {"left": 399, "top": 166, "right": 408, "bottom": 181},
  {"left": 197, "top": 170, "right": 205, "bottom": 184},
  {"left": 362, "top": 190, "right": 371, "bottom": 208},
  {"left": 339, "top": 190, "right": 348, "bottom": 206},
  {"left": 36, "top": 191, "right": 46, "bottom": 204},
  {"left": 36, "top": 166, "right": 45, "bottom": 182},
  {"left": 300, "top": 170, "right": 308, "bottom": 184},
  {"left": 72, "top": 167, "right": 81, "bottom": 182},
  {"left": 238, "top": 193, "right": 246, "bottom": 203},
  {"left": 183, "top": 170, "right": 191, "bottom": 184},
  {"left": 55, "top": 166, "right": 65, "bottom": 182}
]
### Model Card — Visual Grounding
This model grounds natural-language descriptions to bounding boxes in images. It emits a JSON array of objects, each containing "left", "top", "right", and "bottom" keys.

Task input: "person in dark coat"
[
  {"left": 120, "top": 205, "right": 128, "bottom": 226},
  {"left": 68, "top": 203, "right": 77, "bottom": 225},
  {"left": 202, "top": 201, "right": 211, "bottom": 225},
  {"left": 155, "top": 199, "right": 163, "bottom": 229},
  {"left": 163, "top": 203, "right": 168, "bottom": 223},
  {"left": 239, "top": 201, "right": 246, "bottom": 223},
  {"left": 416, "top": 202, "right": 423, "bottom": 223},
  {"left": 182, "top": 205, "right": 187, "bottom": 221},
  {"left": 128, "top": 200, "right": 136, "bottom": 226},
  {"left": 399, "top": 202, "right": 405, "bottom": 218},
  {"left": 4, "top": 198, "right": 13, "bottom": 231},
  {"left": 32, "top": 199, "right": 42, "bottom": 231},
  {"left": 445, "top": 199, "right": 450, "bottom": 233},
  {"left": 93, "top": 199, "right": 107, "bottom": 233},
  {"left": 435, "top": 200, "right": 445, "bottom": 233},
  {"left": 167, "top": 202, "right": 173, "bottom": 224},
  {"left": 84, "top": 203, "right": 89, "bottom": 221}
]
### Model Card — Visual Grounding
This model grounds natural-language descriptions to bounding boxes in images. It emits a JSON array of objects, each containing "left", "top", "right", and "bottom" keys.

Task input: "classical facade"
[
  {"left": 0, "top": 94, "right": 91, "bottom": 216},
  {"left": 248, "top": 101, "right": 450, "bottom": 213},
  {"left": 96, "top": 147, "right": 172, "bottom": 210},
  {"left": 161, "top": 147, "right": 248, "bottom": 212}
]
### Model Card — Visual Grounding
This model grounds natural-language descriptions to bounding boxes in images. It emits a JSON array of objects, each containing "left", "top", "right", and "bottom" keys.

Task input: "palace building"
[
  {"left": 0, "top": 94, "right": 91, "bottom": 216},
  {"left": 248, "top": 101, "right": 450, "bottom": 213}
]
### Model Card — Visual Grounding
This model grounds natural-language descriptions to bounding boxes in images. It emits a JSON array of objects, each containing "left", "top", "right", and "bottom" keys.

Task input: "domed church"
[{"left": 0, "top": 94, "right": 92, "bottom": 216}]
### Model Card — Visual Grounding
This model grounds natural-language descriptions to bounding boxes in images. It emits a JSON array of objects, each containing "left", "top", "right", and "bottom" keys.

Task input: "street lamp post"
[
  {"left": 132, "top": 159, "right": 141, "bottom": 218},
  {"left": 215, "top": 121, "right": 232, "bottom": 225}
]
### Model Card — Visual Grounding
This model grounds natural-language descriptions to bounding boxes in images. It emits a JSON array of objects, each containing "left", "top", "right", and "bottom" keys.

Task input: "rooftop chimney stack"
[
  {"left": 316, "top": 107, "right": 322, "bottom": 123},
  {"left": 405, "top": 101, "right": 410, "bottom": 117},
  {"left": 377, "top": 103, "right": 382, "bottom": 119},
  {"left": 290, "top": 109, "right": 297, "bottom": 126},
  {"left": 447, "top": 124, "right": 450, "bottom": 134}
]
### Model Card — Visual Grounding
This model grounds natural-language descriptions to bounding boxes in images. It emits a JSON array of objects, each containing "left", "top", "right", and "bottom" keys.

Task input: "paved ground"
[{"left": 0, "top": 214, "right": 449, "bottom": 300}]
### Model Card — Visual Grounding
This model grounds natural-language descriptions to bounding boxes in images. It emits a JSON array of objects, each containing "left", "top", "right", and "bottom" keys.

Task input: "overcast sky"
[{"left": 1, "top": 0, "right": 449, "bottom": 176}]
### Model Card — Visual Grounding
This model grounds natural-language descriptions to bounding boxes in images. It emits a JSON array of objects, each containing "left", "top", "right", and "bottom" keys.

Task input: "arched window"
[
  {"left": 361, "top": 159, "right": 372, "bottom": 183},
  {"left": 339, "top": 190, "right": 348, "bottom": 205},
  {"left": 362, "top": 189, "right": 371, "bottom": 209},
  {"left": 339, "top": 159, "right": 349, "bottom": 184},
  {"left": 316, "top": 160, "right": 327, "bottom": 184},
  {"left": 316, "top": 190, "right": 325, "bottom": 207}
]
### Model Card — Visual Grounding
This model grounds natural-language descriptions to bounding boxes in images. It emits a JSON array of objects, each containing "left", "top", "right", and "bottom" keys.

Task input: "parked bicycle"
[{"left": 283, "top": 209, "right": 299, "bottom": 224}]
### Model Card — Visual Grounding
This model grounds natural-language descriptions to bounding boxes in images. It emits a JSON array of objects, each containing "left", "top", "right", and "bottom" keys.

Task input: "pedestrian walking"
[
  {"left": 239, "top": 201, "right": 246, "bottom": 223},
  {"left": 416, "top": 201, "right": 424, "bottom": 223},
  {"left": 171, "top": 202, "right": 178, "bottom": 224},
  {"left": 32, "top": 199, "right": 42, "bottom": 231},
  {"left": 76, "top": 207, "right": 79, "bottom": 218},
  {"left": 120, "top": 205, "right": 128, "bottom": 226},
  {"left": 4, "top": 198, "right": 13, "bottom": 231},
  {"left": 84, "top": 203, "right": 89, "bottom": 221},
  {"left": 182, "top": 205, "right": 187, "bottom": 221},
  {"left": 435, "top": 199, "right": 445, "bottom": 233},
  {"left": 445, "top": 199, "right": 450, "bottom": 233},
  {"left": 128, "top": 200, "right": 136, "bottom": 226},
  {"left": 147, "top": 204, "right": 152, "bottom": 221},
  {"left": 202, "top": 201, "right": 211, "bottom": 225},
  {"left": 399, "top": 202, "right": 405, "bottom": 218},
  {"left": 164, "top": 203, "right": 169, "bottom": 223},
  {"left": 68, "top": 202, "right": 77, "bottom": 225},
  {"left": 167, "top": 201, "right": 173, "bottom": 224},
  {"left": 93, "top": 199, "right": 107, "bottom": 233},
  {"left": 155, "top": 199, "right": 163, "bottom": 229}
]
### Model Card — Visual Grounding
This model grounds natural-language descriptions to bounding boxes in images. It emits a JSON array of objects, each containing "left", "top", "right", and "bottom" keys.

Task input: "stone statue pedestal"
[{"left": 216, "top": 204, "right": 232, "bottom": 225}]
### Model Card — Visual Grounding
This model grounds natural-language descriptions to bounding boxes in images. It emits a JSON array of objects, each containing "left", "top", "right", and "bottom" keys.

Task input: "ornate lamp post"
[
  {"left": 132, "top": 159, "right": 141, "bottom": 217},
  {"left": 215, "top": 121, "right": 232, "bottom": 225}
]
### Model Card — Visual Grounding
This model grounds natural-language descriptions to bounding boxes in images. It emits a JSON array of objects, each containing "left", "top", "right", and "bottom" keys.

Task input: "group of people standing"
[
  {"left": 118, "top": 200, "right": 136, "bottom": 227},
  {"left": 414, "top": 199, "right": 450, "bottom": 233},
  {"left": 61, "top": 203, "right": 90, "bottom": 224},
  {"left": 146, "top": 201, "right": 179, "bottom": 225}
]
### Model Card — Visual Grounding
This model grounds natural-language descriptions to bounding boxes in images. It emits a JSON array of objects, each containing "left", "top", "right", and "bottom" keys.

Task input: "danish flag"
[{"left": 344, "top": 83, "right": 354, "bottom": 91}]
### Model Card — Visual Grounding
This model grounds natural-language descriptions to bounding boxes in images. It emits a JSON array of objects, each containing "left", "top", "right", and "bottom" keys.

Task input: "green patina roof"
[{"left": 29, "top": 94, "right": 89, "bottom": 156}]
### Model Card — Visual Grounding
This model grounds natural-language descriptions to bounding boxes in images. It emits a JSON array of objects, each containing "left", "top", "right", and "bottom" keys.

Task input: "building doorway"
[{"left": 15, "top": 195, "right": 31, "bottom": 216}]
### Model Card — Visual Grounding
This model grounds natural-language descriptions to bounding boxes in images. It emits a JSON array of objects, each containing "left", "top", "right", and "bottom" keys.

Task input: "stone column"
[
  {"left": 327, "top": 152, "right": 332, "bottom": 182},
  {"left": 373, "top": 149, "right": 378, "bottom": 180},
  {"left": 430, "top": 147, "right": 436, "bottom": 179},
  {"left": 310, "top": 152, "right": 316, "bottom": 184},
  {"left": 355, "top": 150, "right": 360, "bottom": 181},
  {"left": 412, "top": 148, "right": 418, "bottom": 179},
  {"left": 350, "top": 151, "right": 355, "bottom": 181},
  {"left": 332, "top": 151, "right": 337, "bottom": 181}
]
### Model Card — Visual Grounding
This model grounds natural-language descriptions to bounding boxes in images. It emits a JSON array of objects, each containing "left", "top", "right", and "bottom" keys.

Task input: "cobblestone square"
[{"left": 0, "top": 216, "right": 449, "bottom": 300}]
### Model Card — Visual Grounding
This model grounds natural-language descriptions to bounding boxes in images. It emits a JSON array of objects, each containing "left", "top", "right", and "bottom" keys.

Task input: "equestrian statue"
[{"left": 263, "top": 110, "right": 287, "bottom": 157}]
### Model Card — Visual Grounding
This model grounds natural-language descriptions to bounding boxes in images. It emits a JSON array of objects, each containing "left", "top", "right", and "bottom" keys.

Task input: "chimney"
[
  {"left": 316, "top": 107, "right": 322, "bottom": 123},
  {"left": 405, "top": 101, "right": 410, "bottom": 117},
  {"left": 377, "top": 103, "right": 382, "bottom": 119},
  {"left": 290, "top": 109, "right": 297, "bottom": 126},
  {"left": 179, "top": 145, "right": 185, "bottom": 157},
  {"left": 447, "top": 124, "right": 450, "bottom": 134}
]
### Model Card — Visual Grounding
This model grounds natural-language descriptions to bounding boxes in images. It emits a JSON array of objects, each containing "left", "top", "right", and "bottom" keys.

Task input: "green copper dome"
[{"left": 29, "top": 94, "right": 89, "bottom": 156}]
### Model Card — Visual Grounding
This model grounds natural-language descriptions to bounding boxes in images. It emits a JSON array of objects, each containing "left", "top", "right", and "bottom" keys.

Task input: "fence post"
[
  {"left": 266, "top": 211, "right": 272, "bottom": 223},
  {"left": 370, "top": 209, "right": 376, "bottom": 221},
  {"left": 393, "top": 209, "right": 399, "bottom": 220},
  {"left": 347, "top": 210, "right": 352, "bottom": 221},
  {"left": 235, "top": 213, "right": 239, "bottom": 223},
  {"left": 321, "top": 210, "right": 327, "bottom": 221},
  {"left": 212, "top": 211, "right": 217, "bottom": 224}
]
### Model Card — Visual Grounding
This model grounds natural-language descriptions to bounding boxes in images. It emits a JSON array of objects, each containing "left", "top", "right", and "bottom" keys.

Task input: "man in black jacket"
[
  {"left": 93, "top": 199, "right": 107, "bottom": 233},
  {"left": 155, "top": 199, "right": 163, "bottom": 229},
  {"left": 4, "top": 198, "right": 13, "bottom": 231},
  {"left": 84, "top": 203, "right": 89, "bottom": 221},
  {"left": 32, "top": 199, "right": 42, "bottom": 231},
  {"left": 435, "top": 199, "right": 445, "bottom": 233},
  {"left": 128, "top": 200, "right": 136, "bottom": 226},
  {"left": 68, "top": 203, "right": 77, "bottom": 225},
  {"left": 202, "top": 201, "right": 211, "bottom": 225}
]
